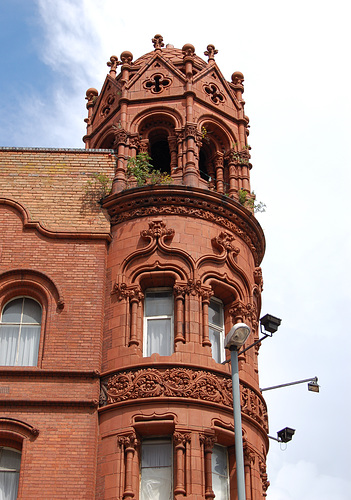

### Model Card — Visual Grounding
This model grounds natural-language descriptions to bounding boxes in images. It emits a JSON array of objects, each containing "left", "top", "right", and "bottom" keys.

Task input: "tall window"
[
  {"left": 140, "top": 439, "right": 172, "bottom": 500},
  {"left": 209, "top": 298, "right": 225, "bottom": 363},
  {"left": 144, "top": 289, "right": 173, "bottom": 356},
  {"left": 0, "top": 297, "right": 42, "bottom": 366},
  {"left": 0, "top": 447, "right": 21, "bottom": 500},
  {"left": 212, "top": 444, "right": 229, "bottom": 500}
]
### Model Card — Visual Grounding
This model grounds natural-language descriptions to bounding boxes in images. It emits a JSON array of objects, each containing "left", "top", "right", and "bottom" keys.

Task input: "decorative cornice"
[
  {"left": 100, "top": 366, "right": 268, "bottom": 432},
  {"left": 103, "top": 186, "right": 265, "bottom": 266}
]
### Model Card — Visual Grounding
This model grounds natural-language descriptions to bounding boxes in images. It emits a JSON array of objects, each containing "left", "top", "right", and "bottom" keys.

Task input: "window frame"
[
  {"left": 211, "top": 443, "right": 230, "bottom": 500},
  {"left": 140, "top": 438, "right": 173, "bottom": 500},
  {"left": 0, "top": 296, "right": 42, "bottom": 367},
  {"left": 208, "top": 297, "right": 225, "bottom": 363},
  {"left": 143, "top": 288, "right": 174, "bottom": 357},
  {"left": 0, "top": 446, "right": 22, "bottom": 500}
]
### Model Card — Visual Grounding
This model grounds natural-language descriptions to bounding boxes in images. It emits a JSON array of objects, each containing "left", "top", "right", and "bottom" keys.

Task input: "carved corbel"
[{"left": 140, "top": 220, "right": 175, "bottom": 242}]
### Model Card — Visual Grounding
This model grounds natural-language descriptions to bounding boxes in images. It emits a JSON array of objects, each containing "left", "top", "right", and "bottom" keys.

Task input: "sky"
[{"left": 1, "top": 0, "right": 350, "bottom": 498}]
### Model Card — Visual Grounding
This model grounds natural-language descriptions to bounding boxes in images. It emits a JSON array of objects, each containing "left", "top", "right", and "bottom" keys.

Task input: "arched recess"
[
  {"left": 131, "top": 108, "right": 183, "bottom": 174},
  {"left": 95, "top": 129, "right": 115, "bottom": 149},
  {"left": 198, "top": 117, "right": 238, "bottom": 191},
  {"left": 0, "top": 418, "right": 39, "bottom": 443}
]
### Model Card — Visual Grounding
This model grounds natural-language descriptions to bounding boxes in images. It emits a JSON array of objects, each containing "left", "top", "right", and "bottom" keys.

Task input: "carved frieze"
[
  {"left": 106, "top": 191, "right": 264, "bottom": 266},
  {"left": 100, "top": 367, "right": 268, "bottom": 431}
]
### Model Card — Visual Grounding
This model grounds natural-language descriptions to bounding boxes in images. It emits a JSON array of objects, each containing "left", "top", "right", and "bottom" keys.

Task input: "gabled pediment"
[
  {"left": 90, "top": 75, "right": 122, "bottom": 128},
  {"left": 125, "top": 52, "right": 187, "bottom": 97},
  {"left": 193, "top": 64, "right": 241, "bottom": 110}
]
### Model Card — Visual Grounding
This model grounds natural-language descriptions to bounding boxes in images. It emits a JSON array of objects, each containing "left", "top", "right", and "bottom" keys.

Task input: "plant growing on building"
[
  {"left": 126, "top": 153, "right": 173, "bottom": 186},
  {"left": 85, "top": 172, "right": 112, "bottom": 200},
  {"left": 238, "top": 189, "right": 266, "bottom": 213}
]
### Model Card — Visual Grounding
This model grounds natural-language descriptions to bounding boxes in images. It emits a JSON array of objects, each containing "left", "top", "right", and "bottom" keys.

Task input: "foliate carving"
[
  {"left": 152, "top": 34, "right": 164, "bottom": 50},
  {"left": 259, "top": 458, "right": 270, "bottom": 495},
  {"left": 112, "top": 283, "right": 144, "bottom": 302},
  {"left": 113, "top": 127, "right": 128, "bottom": 146},
  {"left": 140, "top": 220, "right": 175, "bottom": 240},
  {"left": 199, "top": 434, "right": 216, "bottom": 450},
  {"left": 229, "top": 300, "right": 259, "bottom": 330},
  {"left": 184, "top": 124, "right": 198, "bottom": 139},
  {"left": 212, "top": 231, "right": 240, "bottom": 255},
  {"left": 174, "top": 432, "right": 191, "bottom": 447},
  {"left": 254, "top": 267, "right": 263, "bottom": 289},
  {"left": 174, "top": 284, "right": 188, "bottom": 298},
  {"left": 241, "top": 387, "right": 268, "bottom": 431},
  {"left": 232, "top": 149, "right": 251, "bottom": 168},
  {"left": 108, "top": 196, "right": 264, "bottom": 266},
  {"left": 101, "top": 367, "right": 268, "bottom": 432},
  {"left": 118, "top": 433, "right": 139, "bottom": 449},
  {"left": 204, "top": 44, "right": 218, "bottom": 62},
  {"left": 243, "top": 444, "right": 256, "bottom": 466}
]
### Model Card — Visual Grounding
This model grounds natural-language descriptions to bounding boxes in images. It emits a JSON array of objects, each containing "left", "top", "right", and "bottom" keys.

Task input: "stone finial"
[
  {"left": 152, "top": 34, "right": 164, "bottom": 50},
  {"left": 107, "top": 55, "right": 121, "bottom": 77},
  {"left": 85, "top": 88, "right": 98, "bottom": 107},
  {"left": 204, "top": 44, "right": 218, "bottom": 62},
  {"left": 182, "top": 43, "right": 195, "bottom": 58},
  {"left": 231, "top": 71, "right": 244, "bottom": 87},
  {"left": 120, "top": 51, "right": 133, "bottom": 64}
]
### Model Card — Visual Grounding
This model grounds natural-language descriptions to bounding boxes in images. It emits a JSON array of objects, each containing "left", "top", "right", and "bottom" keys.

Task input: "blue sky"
[{"left": 1, "top": 1, "right": 351, "bottom": 498}]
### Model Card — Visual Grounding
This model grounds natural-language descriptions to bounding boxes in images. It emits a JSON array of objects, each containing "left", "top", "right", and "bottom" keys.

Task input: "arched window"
[
  {"left": 0, "top": 447, "right": 21, "bottom": 500},
  {"left": 209, "top": 297, "right": 225, "bottom": 363},
  {"left": 143, "top": 288, "right": 174, "bottom": 357},
  {"left": 0, "top": 297, "right": 42, "bottom": 366}
]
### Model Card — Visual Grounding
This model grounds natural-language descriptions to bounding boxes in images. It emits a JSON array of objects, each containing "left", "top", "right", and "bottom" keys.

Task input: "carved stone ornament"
[
  {"left": 259, "top": 458, "right": 270, "bottom": 495},
  {"left": 140, "top": 220, "right": 175, "bottom": 240},
  {"left": 204, "top": 44, "right": 218, "bottom": 62},
  {"left": 254, "top": 267, "right": 263, "bottom": 289},
  {"left": 182, "top": 43, "right": 195, "bottom": 58},
  {"left": 203, "top": 83, "right": 225, "bottom": 104},
  {"left": 107, "top": 55, "right": 121, "bottom": 75},
  {"left": 100, "top": 367, "right": 268, "bottom": 431},
  {"left": 118, "top": 432, "right": 139, "bottom": 449},
  {"left": 112, "top": 127, "right": 128, "bottom": 146},
  {"left": 107, "top": 193, "right": 264, "bottom": 266},
  {"left": 199, "top": 434, "right": 216, "bottom": 450},
  {"left": 231, "top": 71, "right": 244, "bottom": 87},
  {"left": 184, "top": 124, "right": 198, "bottom": 139},
  {"left": 120, "top": 50, "right": 133, "bottom": 65},
  {"left": 152, "top": 34, "right": 164, "bottom": 50},
  {"left": 212, "top": 231, "right": 240, "bottom": 255},
  {"left": 174, "top": 432, "right": 191, "bottom": 446},
  {"left": 101, "top": 93, "right": 116, "bottom": 117},
  {"left": 143, "top": 73, "right": 172, "bottom": 94},
  {"left": 111, "top": 283, "right": 144, "bottom": 301}
]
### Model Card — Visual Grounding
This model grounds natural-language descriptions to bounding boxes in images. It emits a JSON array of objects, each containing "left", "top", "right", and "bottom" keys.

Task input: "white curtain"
[
  {"left": 17, "top": 326, "right": 40, "bottom": 366},
  {"left": 0, "top": 448, "right": 21, "bottom": 500},
  {"left": 0, "top": 327, "right": 19, "bottom": 366},
  {"left": 141, "top": 441, "right": 172, "bottom": 500},
  {"left": 147, "top": 318, "right": 171, "bottom": 356},
  {"left": 0, "top": 325, "right": 40, "bottom": 366}
]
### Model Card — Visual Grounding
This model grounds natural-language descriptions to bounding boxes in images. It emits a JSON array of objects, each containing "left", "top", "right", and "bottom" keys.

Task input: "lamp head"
[
  {"left": 277, "top": 427, "right": 295, "bottom": 443},
  {"left": 308, "top": 378, "right": 320, "bottom": 393},
  {"left": 225, "top": 323, "right": 251, "bottom": 349},
  {"left": 260, "top": 314, "right": 281, "bottom": 334}
]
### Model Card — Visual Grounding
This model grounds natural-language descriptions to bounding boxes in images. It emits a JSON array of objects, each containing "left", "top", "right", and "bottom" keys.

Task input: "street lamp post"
[{"left": 225, "top": 323, "right": 251, "bottom": 500}]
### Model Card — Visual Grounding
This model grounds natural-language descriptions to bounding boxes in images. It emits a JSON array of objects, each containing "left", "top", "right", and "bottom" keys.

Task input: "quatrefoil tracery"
[
  {"left": 203, "top": 83, "right": 225, "bottom": 104},
  {"left": 143, "top": 73, "right": 172, "bottom": 94}
]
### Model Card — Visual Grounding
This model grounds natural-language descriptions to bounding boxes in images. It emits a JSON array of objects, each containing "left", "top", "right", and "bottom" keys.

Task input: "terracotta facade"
[{"left": 0, "top": 35, "right": 269, "bottom": 499}]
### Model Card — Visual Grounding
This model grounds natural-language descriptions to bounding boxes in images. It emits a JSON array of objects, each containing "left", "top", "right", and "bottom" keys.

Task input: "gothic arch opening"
[{"left": 149, "top": 131, "right": 171, "bottom": 174}]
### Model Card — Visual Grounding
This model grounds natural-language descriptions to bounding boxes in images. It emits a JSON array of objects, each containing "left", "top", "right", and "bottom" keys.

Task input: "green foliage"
[
  {"left": 85, "top": 172, "right": 112, "bottom": 199},
  {"left": 238, "top": 189, "right": 266, "bottom": 213},
  {"left": 126, "top": 153, "right": 173, "bottom": 187}
]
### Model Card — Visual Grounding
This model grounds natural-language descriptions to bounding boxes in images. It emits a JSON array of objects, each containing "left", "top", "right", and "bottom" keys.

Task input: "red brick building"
[{"left": 0, "top": 35, "right": 269, "bottom": 499}]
